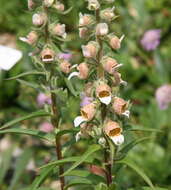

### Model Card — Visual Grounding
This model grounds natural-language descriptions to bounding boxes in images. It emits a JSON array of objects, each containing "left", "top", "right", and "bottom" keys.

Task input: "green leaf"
[
  {"left": 65, "top": 169, "right": 105, "bottom": 184},
  {"left": 64, "top": 78, "right": 78, "bottom": 97},
  {"left": 0, "top": 128, "right": 55, "bottom": 142},
  {"left": 61, "top": 7, "right": 73, "bottom": 15},
  {"left": 0, "top": 110, "right": 50, "bottom": 130},
  {"left": 8, "top": 149, "right": 33, "bottom": 190},
  {"left": 30, "top": 165, "right": 54, "bottom": 190},
  {"left": 118, "top": 159, "right": 154, "bottom": 189},
  {"left": 119, "top": 137, "right": 151, "bottom": 157},
  {"left": 56, "top": 128, "right": 78, "bottom": 138},
  {"left": 17, "top": 79, "right": 40, "bottom": 89},
  {"left": 0, "top": 147, "right": 13, "bottom": 184},
  {"left": 64, "top": 178, "right": 92, "bottom": 190},
  {"left": 95, "top": 183, "right": 108, "bottom": 190},
  {"left": 62, "top": 144, "right": 101, "bottom": 176},
  {"left": 39, "top": 156, "right": 94, "bottom": 169},
  {"left": 5, "top": 71, "right": 45, "bottom": 81}
]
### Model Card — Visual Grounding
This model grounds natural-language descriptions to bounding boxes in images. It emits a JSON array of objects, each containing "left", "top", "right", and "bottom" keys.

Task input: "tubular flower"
[
  {"left": 100, "top": 7, "right": 115, "bottom": 21},
  {"left": 112, "top": 97, "right": 130, "bottom": 117},
  {"left": 53, "top": 2, "right": 65, "bottom": 12},
  {"left": 60, "top": 61, "right": 71, "bottom": 74},
  {"left": 96, "top": 83, "right": 111, "bottom": 105},
  {"left": 43, "top": 0, "right": 54, "bottom": 7},
  {"left": 82, "top": 41, "right": 99, "bottom": 58},
  {"left": 79, "top": 27, "right": 89, "bottom": 38},
  {"left": 41, "top": 48, "right": 55, "bottom": 63},
  {"left": 68, "top": 62, "right": 89, "bottom": 80},
  {"left": 96, "top": 23, "right": 109, "bottom": 36},
  {"left": 74, "top": 103, "right": 96, "bottom": 127},
  {"left": 108, "top": 34, "right": 124, "bottom": 50},
  {"left": 32, "top": 13, "right": 47, "bottom": 27},
  {"left": 79, "top": 13, "right": 94, "bottom": 27},
  {"left": 104, "top": 121, "right": 124, "bottom": 146},
  {"left": 19, "top": 31, "right": 38, "bottom": 45},
  {"left": 51, "top": 23, "right": 66, "bottom": 39},
  {"left": 87, "top": 0, "right": 100, "bottom": 10},
  {"left": 102, "top": 56, "right": 121, "bottom": 74}
]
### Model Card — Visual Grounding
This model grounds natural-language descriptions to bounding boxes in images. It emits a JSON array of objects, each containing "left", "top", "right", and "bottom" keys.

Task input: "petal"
[
  {"left": 99, "top": 95, "right": 111, "bottom": 105},
  {"left": 111, "top": 134, "right": 124, "bottom": 146},
  {"left": 71, "top": 64, "right": 78, "bottom": 69},
  {"left": 122, "top": 110, "right": 130, "bottom": 118},
  {"left": 68, "top": 72, "right": 79, "bottom": 80},
  {"left": 119, "top": 35, "right": 125, "bottom": 42},
  {"left": 19, "top": 37, "right": 28, "bottom": 43},
  {"left": 0, "top": 45, "right": 22, "bottom": 71},
  {"left": 74, "top": 116, "right": 86, "bottom": 127},
  {"left": 75, "top": 131, "right": 82, "bottom": 142}
]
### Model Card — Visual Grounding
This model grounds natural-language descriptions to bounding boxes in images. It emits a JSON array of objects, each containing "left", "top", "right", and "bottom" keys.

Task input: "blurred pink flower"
[
  {"left": 80, "top": 94, "right": 93, "bottom": 107},
  {"left": 37, "top": 93, "right": 52, "bottom": 107},
  {"left": 140, "top": 29, "right": 161, "bottom": 51},
  {"left": 58, "top": 52, "right": 72, "bottom": 60},
  {"left": 155, "top": 84, "right": 171, "bottom": 110},
  {"left": 39, "top": 122, "right": 53, "bottom": 133}
]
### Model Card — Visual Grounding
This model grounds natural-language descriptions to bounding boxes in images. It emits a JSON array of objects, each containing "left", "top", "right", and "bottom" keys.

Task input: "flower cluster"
[{"left": 68, "top": 0, "right": 130, "bottom": 146}]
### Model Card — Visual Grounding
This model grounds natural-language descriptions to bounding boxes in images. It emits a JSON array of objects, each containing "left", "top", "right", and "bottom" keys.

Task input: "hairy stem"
[
  {"left": 95, "top": 9, "right": 112, "bottom": 186},
  {"left": 44, "top": 5, "right": 65, "bottom": 190}
]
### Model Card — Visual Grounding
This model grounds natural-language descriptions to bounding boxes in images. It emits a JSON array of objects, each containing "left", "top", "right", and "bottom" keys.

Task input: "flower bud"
[
  {"left": 82, "top": 41, "right": 99, "bottom": 58},
  {"left": 96, "top": 23, "right": 109, "bottom": 36},
  {"left": 96, "top": 83, "right": 111, "bottom": 105},
  {"left": 79, "top": 13, "right": 94, "bottom": 27},
  {"left": 84, "top": 82, "right": 93, "bottom": 97},
  {"left": 53, "top": 2, "right": 65, "bottom": 11},
  {"left": 32, "top": 13, "right": 47, "bottom": 26},
  {"left": 41, "top": 48, "right": 55, "bottom": 63},
  {"left": 104, "top": 120, "right": 122, "bottom": 137},
  {"left": 19, "top": 31, "right": 38, "bottom": 45},
  {"left": 28, "top": 0, "right": 35, "bottom": 10},
  {"left": 60, "top": 61, "right": 71, "bottom": 74},
  {"left": 87, "top": 0, "right": 100, "bottom": 10},
  {"left": 112, "top": 97, "right": 128, "bottom": 115},
  {"left": 77, "top": 62, "right": 89, "bottom": 79},
  {"left": 80, "top": 103, "right": 96, "bottom": 121},
  {"left": 100, "top": 7, "right": 115, "bottom": 21},
  {"left": 108, "top": 34, "right": 124, "bottom": 50},
  {"left": 51, "top": 23, "right": 66, "bottom": 39},
  {"left": 79, "top": 27, "right": 89, "bottom": 38},
  {"left": 101, "top": 56, "right": 118, "bottom": 74},
  {"left": 43, "top": 0, "right": 54, "bottom": 7}
]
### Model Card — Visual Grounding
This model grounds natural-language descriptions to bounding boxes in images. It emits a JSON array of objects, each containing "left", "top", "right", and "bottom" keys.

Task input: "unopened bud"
[
  {"left": 51, "top": 23, "right": 66, "bottom": 39},
  {"left": 60, "top": 61, "right": 71, "bottom": 74},
  {"left": 79, "top": 13, "right": 94, "bottom": 27},
  {"left": 41, "top": 48, "right": 55, "bottom": 63},
  {"left": 28, "top": 0, "right": 35, "bottom": 10},
  {"left": 108, "top": 34, "right": 124, "bottom": 50},
  {"left": 19, "top": 31, "right": 38, "bottom": 45},
  {"left": 79, "top": 27, "right": 89, "bottom": 38},
  {"left": 112, "top": 97, "right": 128, "bottom": 115},
  {"left": 88, "top": 0, "right": 100, "bottom": 10},
  {"left": 101, "top": 56, "right": 118, "bottom": 74},
  {"left": 32, "top": 13, "right": 47, "bottom": 26},
  {"left": 82, "top": 41, "right": 99, "bottom": 58},
  {"left": 100, "top": 7, "right": 115, "bottom": 21},
  {"left": 77, "top": 62, "right": 89, "bottom": 79},
  {"left": 43, "top": 0, "right": 54, "bottom": 7},
  {"left": 96, "top": 23, "right": 109, "bottom": 36},
  {"left": 53, "top": 2, "right": 65, "bottom": 11}
]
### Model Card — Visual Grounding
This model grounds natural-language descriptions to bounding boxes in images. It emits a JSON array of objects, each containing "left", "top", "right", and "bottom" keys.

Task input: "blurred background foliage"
[{"left": 0, "top": 0, "right": 171, "bottom": 189}]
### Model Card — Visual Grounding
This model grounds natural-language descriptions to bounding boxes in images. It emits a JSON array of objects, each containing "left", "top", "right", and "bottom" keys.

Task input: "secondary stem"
[
  {"left": 44, "top": 6, "right": 65, "bottom": 190},
  {"left": 95, "top": 9, "right": 112, "bottom": 186}
]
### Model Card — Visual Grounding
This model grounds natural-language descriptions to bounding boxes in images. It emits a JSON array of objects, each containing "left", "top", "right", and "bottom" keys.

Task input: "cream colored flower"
[
  {"left": 41, "top": 48, "right": 55, "bottom": 63},
  {"left": 96, "top": 83, "right": 111, "bottom": 105}
]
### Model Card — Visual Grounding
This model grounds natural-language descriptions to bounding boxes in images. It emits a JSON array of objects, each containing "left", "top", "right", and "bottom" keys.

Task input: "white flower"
[
  {"left": 74, "top": 116, "right": 87, "bottom": 127},
  {"left": 111, "top": 134, "right": 124, "bottom": 146},
  {"left": 96, "top": 23, "right": 109, "bottom": 36},
  {"left": 0, "top": 45, "right": 22, "bottom": 71}
]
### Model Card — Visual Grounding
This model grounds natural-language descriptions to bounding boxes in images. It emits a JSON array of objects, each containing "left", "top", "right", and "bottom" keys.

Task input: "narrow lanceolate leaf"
[
  {"left": 128, "top": 125, "right": 162, "bottom": 133},
  {"left": 17, "top": 79, "right": 40, "bottom": 90},
  {"left": 56, "top": 128, "right": 79, "bottom": 138},
  {"left": 118, "top": 159, "right": 154, "bottom": 189},
  {"left": 64, "top": 178, "right": 92, "bottom": 190},
  {"left": 0, "top": 110, "right": 50, "bottom": 130},
  {"left": 61, "top": 7, "right": 73, "bottom": 15},
  {"left": 62, "top": 144, "right": 101, "bottom": 176},
  {"left": 8, "top": 149, "right": 33, "bottom": 190},
  {"left": 0, "top": 128, "right": 55, "bottom": 142},
  {"left": 5, "top": 70, "right": 45, "bottom": 80},
  {"left": 64, "top": 78, "right": 78, "bottom": 97},
  {"left": 0, "top": 147, "right": 13, "bottom": 184},
  {"left": 119, "top": 137, "right": 151, "bottom": 157},
  {"left": 30, "top": 165, "right": 54, "bottom": 190},
  {"left": 39, "top": 156, "right": 94, "bottom": 169}
]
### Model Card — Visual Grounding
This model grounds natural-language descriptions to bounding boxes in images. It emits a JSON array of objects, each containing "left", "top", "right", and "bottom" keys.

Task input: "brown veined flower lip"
[{"left": 104, "top": 121, "right": 122, "bottom": 137}]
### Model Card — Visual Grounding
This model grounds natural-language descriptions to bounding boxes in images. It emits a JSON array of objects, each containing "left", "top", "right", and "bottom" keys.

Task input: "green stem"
[
  {"left": 44, "top": 5, "right": 65, "bottom": 190},
  {"left": 95, "top": 9, "right": 112, "bottom": 186}
]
